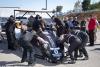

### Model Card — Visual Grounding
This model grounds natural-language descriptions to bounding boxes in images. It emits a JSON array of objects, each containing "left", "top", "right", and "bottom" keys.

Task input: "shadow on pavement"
[
  {"left": 89, "top": 47, "right": 100, "bottom": 51},
  {"left": 0, "top": 59, "right": 59, "bottom": 66},
  {"left": 0, "top": 61, "right": 27, "bottom": 66},
  {"left": 0, "top": 42, "right": 59, "bottom": 66},
  {"left": 95, "top": 44, "right": 100, "bottom": 45},
  {"left": 0, "top": 42, "right": 22, "bottom": 56},
  {"left": 94, "top": 48, "right": 100, "bottom": 51},
  {"left": 35, "top": 58, "right": 59, "bottom": 66}
]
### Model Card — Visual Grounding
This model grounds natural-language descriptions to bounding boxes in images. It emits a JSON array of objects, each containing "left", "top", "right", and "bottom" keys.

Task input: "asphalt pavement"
[{"left": 0, "top": 30, "right": 100, "bottom": 67}]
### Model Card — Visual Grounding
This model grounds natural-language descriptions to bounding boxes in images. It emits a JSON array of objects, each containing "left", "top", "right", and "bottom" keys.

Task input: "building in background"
[{"left": 73, "top": 0, "right": 82, "bottom": 13}]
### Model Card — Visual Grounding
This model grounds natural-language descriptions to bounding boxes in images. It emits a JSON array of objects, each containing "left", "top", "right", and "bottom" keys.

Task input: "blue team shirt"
[{"left": 68, "top": 20, "right": 73, "bottom": 27}]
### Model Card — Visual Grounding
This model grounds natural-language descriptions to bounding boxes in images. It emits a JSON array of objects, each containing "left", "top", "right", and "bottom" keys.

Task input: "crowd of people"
[
  {"left": 65, "top": 15, "right": 99, "bottom": 45},
  {"left": 0, "top": 14, "right": 99, "bottom": 66}
]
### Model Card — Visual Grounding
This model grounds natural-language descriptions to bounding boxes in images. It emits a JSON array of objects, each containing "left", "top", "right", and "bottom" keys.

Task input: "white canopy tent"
[
  {"left": 0, "top": 7, "right": 19, "bottom": 23},
  {"left": 14, "top": 9, "right": 54, "bottom": 18},
  {"left": 0, "top": 7, "right": 19, "bottom": 17}
]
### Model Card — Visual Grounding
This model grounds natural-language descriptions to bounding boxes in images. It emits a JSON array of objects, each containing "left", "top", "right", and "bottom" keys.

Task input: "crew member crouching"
[
  {"left": 71, "top": 30, "right": 89, "bottom": 60},
  {"left": 18, "top": 25, "right": 48, "bottom": 66},
  {"left": 59, "top": 29, "right": 81, "bottom": 64}
]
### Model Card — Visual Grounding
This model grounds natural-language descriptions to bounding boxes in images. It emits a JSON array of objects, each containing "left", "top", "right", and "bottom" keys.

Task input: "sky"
[{"left": 0, "top": 0, "right": 100, "bottom": 12}]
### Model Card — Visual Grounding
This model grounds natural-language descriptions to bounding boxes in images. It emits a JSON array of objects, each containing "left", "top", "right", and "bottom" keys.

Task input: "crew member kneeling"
[
  {"left": 59, "top": 29, "right": 81, "bottom": 64},
  {"left": 18, "top": 26, "right": 48, "bottom": 66}
]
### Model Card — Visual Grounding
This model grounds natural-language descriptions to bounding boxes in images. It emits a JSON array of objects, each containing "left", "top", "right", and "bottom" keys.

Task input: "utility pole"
[
  {"left": 42, "top": 0, "right": 47, "bottom": 10},
  {"left": 46, "top": 0, "right": 47, "bottom": 10},
  {"left": 93, "top": 0, "right": 95, "bottom": 10}
]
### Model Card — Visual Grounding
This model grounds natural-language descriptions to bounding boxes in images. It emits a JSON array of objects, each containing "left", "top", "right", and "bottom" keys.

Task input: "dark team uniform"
[
  {"left": 6, "top": 18, "right": 15, "bottom": 50},
  {"left": 59, "top": 34, "right": 81, "bottom": 64},
  {"left": 72, "top": 20, "right": 79, "bottom": 30},
  {"left": 27, "top": 16, "right": 35, "bottom": 28},
  {"left": 18, "top": 30, "right": 38, "bottom": 65},
  {"left": 32, "top": 20, "right": 41, "bottom": 32},
  {"left": 63, "top": 21, "right": 69, "bottom": 34},
  {"left": 71, "top": 30, "right": 89, "bottom": 60},
  {"left": 54, "top": 18, "right": 65, "bottom": 37}
]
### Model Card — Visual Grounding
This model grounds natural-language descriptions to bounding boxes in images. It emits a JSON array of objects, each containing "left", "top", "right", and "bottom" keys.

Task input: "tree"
[
  {"left": 82, "top": 0, "right": 90, "bottom": 11},
  {"left": 89, "top": 1, "right": 100, "bottom": 10},
  {"left": 56, "top": 6, "right": 63, "bottom": 13}
]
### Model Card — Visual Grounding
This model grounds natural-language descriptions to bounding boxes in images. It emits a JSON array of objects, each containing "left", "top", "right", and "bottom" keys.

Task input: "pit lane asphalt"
[{"left": 0, "top": 30, "right": 100, "bottom": 67}]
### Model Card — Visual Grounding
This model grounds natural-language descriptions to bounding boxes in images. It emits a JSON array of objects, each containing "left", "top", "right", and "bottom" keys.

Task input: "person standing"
[
  {"left": 72, "top": 17, "right": 80, "bottom": 30},
  {"left": 68, "top": 17, "right": 73, "bottom": 30},
  {"left": 27, "top": 15, "right": 35, "bottom": 28},
  {"left": 63, "top": 17, "right": 69, "bottom": 34},
  {"left": 6, "top": 15, "right": 16, "bottom": 50},
  {"left": 94, "top": 16, "right": 99, "bottom": 43},
  {"left": 85, "top": 17, "right": 90, "bottom": 34},
  {"left": 88, "top": 15, "right": 96, "bottom": 46},
  {"left": 80, "top": 17, "right": 86, "bottom": 32},
  {"left": 32, "top": 15, "right": 42, "bottom": 32}
]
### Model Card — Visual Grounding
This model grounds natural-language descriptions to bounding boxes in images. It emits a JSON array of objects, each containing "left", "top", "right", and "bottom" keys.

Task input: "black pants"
[
  {"left": 81, "top": 27, "right": 86, "bottom": 32},
  {"left": 57, "top": 26, "right": 64, "bottom": 37},
  {"left": 6, "top": 31, "right": 15, "bottom": 49},
  {"left": 18, "top": 38, "right": 34, "bottom": 64},
  {"left": 68, "top": 39, "right": 81, "bottom": 60},
  {"left": 86, "top": 30, "right": 89, "bottom": 35},
  {"left": 79, "top": 36, "right": 88, "bottom": 57},
  {"left": 89, "top": 30, "right": 94, "bottom": 46}
]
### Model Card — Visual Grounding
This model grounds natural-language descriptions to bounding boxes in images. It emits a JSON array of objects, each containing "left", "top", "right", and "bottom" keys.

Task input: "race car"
[{"left": 14, "top": 9, "right": 64, "bottom": 63}]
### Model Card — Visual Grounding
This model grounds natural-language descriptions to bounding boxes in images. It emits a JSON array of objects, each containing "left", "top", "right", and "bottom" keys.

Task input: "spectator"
[
  {"left": 94, "top": 16, "right": 99, "bottom": 43},
  {"left": 63, "top": 17, "right": 69, "bottom": 34},
  {"left": 80, "top": 17, "right": 86, "bottom": 32},
  {"left": 85, "top": 17, "right": 90, "bottom": 34},
  {"left": 72, "top": 17, "right": 80, "bottom": 30},
  {"left": 68, "top": 17, "right": 73, "bottom": 30},
  {"left": 88, "top": 15, "right": 96, "bottom": 46},
  {"left": 6, "top": 15, "right": 16, "bottom": 50}
]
